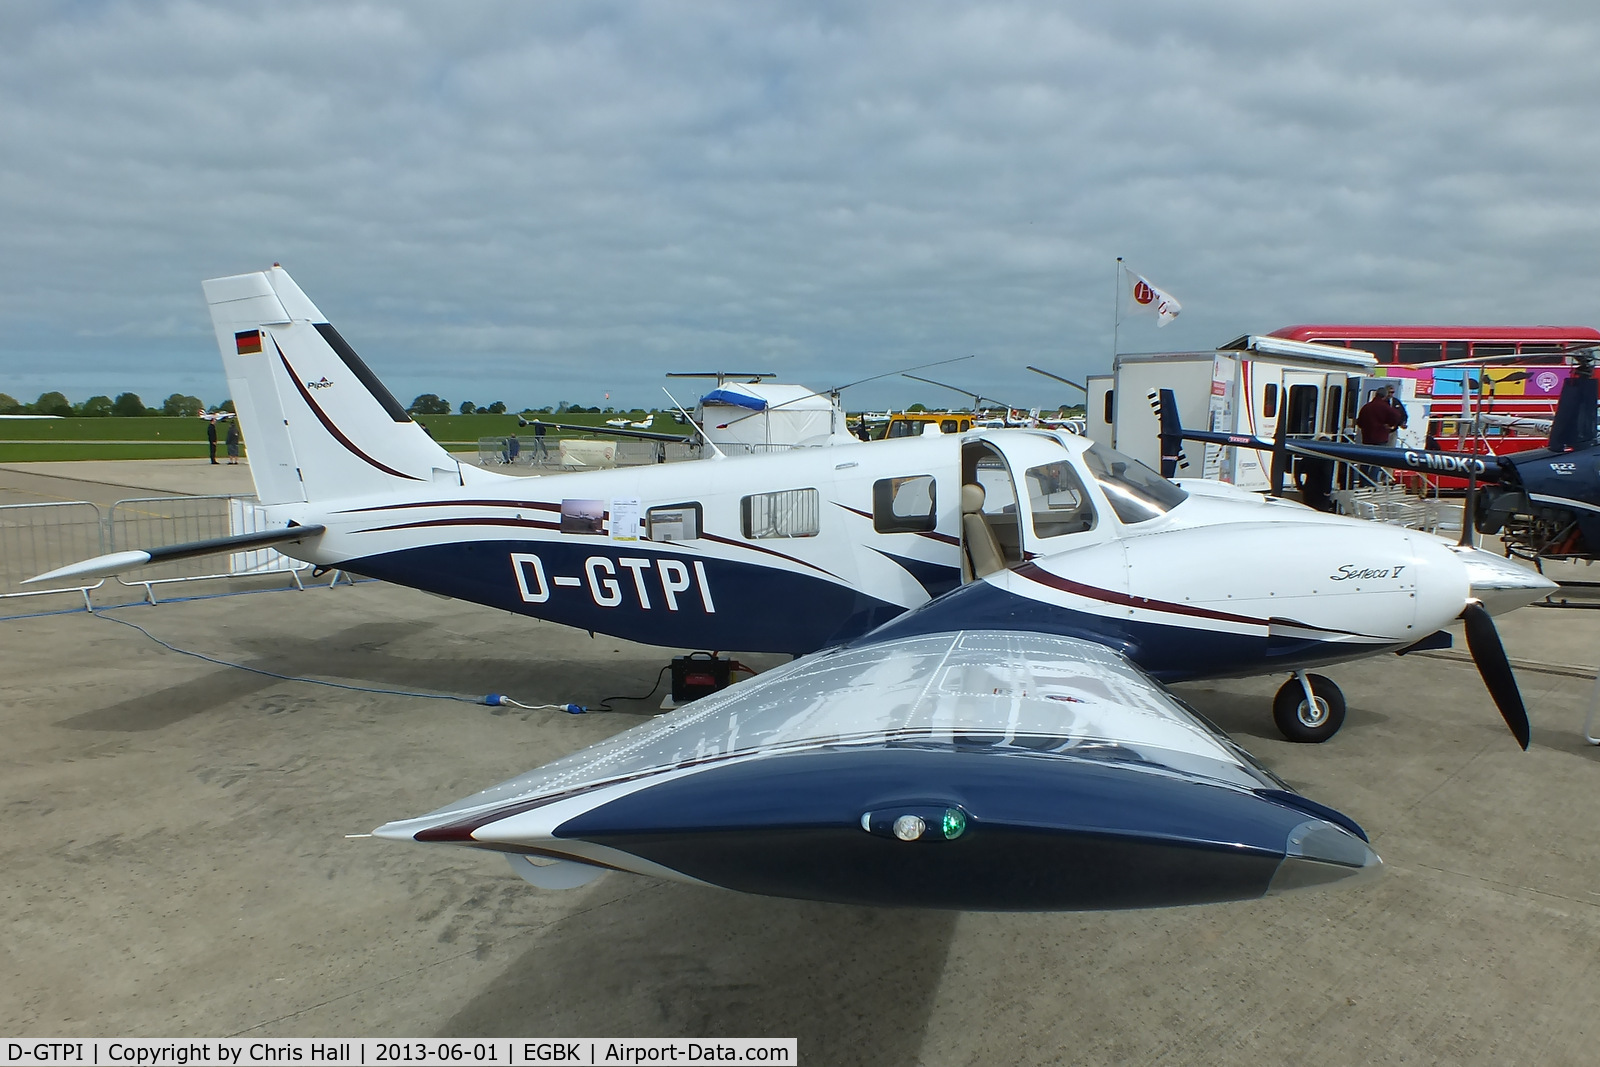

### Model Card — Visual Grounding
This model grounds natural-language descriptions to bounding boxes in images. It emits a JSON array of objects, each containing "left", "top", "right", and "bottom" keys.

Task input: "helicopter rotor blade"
[
  {"left": 1026, "top": 365, "right": 1088, "bottom": 393},
  {"left": 1461, "top": 600, "right": 1532, "bottom": 750},
  {"left": 715, "top": 355, "right": 975, "bottom": 430},
  {"left": 900, "top": 373, "right": 1012, "bottom": 411}
]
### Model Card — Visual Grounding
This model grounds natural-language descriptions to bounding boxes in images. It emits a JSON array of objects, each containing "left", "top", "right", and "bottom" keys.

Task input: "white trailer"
[{"left": 1093, "top": 335, "right": 1377, "bottom": 491}]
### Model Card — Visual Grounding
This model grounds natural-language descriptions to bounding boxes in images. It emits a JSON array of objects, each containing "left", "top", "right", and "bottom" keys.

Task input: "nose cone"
[{"left": 1450, "top": 545, "right": 1558, "bottom": 615}]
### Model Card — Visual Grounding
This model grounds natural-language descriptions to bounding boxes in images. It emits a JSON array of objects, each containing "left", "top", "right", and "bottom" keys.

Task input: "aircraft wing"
[{"left": 376, "top": 629, "right": 1379, "bottom": 910}]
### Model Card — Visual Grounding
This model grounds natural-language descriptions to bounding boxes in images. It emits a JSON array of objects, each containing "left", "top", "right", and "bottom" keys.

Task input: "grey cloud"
[{"left": 1, "top": 1, "right": 1597, "bottom": 411}]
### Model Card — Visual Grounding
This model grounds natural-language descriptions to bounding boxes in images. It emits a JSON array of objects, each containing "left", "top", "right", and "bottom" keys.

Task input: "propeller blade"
[
  {"left": 1461, "top": 601, "right": 1531, "bottom": 749},
  {"left": 1458, "top": 467, "right": 1479, "bottom": 548}
]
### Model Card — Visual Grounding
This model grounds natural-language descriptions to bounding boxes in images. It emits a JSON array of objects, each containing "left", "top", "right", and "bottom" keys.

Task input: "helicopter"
[{"left": 1154, "top": 344, "right": 1600, "bottom": 567}]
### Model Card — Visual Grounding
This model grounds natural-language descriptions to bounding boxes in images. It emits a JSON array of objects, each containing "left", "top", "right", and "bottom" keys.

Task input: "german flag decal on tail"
[{"left": 235, "top": 330, "right": 262, "bottom": 355}]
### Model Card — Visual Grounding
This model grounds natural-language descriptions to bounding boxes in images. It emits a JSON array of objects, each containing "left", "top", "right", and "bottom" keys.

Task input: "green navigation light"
[{"left": 942, "top": 808, "right": 967, "bottom": 840}]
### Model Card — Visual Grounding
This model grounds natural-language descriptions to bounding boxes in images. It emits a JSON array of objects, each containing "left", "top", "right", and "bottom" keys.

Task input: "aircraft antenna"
[{"left": 662, "top": 387, "right": 726, "bottom": 460}]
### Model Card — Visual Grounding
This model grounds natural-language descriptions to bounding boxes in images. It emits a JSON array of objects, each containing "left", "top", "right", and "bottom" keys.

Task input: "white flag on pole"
[{"left": 1128, "top": 273, "right": 1182, "bottom": 326}]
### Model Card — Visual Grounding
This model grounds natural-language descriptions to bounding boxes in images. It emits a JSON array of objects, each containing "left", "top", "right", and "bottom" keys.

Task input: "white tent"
[{"left": 696, "top": 382, "right": 854, "bottom": 453}]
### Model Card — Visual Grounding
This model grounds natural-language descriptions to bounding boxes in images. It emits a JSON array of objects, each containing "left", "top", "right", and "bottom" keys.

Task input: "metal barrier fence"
[
  {"left": 0, "top": 501, "right": 107, "bottom": 609},
  {"left": 1331, "top": 485, "right": 1461, "bottom": 537},
  {"left": 0, "top": 494, "right": 316, "bottom": 609},
  {"left": 475, "top": 436, "right": 697, "bottom": 470},
  {"left": 108, "top": 495, "right": 311, "bottom": 602}
]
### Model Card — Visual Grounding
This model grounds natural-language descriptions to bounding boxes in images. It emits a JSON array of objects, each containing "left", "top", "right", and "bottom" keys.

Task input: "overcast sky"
[{"left": 2, "top": 0, "right": 1597, "bottom": 412}]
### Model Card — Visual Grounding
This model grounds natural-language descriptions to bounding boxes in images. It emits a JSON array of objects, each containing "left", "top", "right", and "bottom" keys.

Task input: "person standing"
[
  {"left": 225, "top": 419, "right": 242, "bottom": 464},
  {"left": 1356, "top": 385, "right": 1406, "bottom": 445},
  {"left": 1355, "top": 384, "right": 1406, "bottom": 485},
  {"left": 206, "top": 419, "right": 218, "bottom": 464},
  {"left": 532, "top": 419, "right": 548, "bottom": 464}
]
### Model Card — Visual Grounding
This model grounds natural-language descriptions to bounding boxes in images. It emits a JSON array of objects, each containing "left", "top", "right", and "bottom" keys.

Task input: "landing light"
[{"left": 894, "top": 815, "right": 925, "bottom": 841}]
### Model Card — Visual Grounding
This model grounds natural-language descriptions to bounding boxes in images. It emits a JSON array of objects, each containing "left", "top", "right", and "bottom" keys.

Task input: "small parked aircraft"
[{"left": 34, "top": 267, "right": 1552, "bottom": 749}]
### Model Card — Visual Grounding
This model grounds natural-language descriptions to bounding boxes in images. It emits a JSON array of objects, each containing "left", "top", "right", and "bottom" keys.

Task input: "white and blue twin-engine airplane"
[{"left": 35, "top": 266, "right": 1556, "bottom": 910}]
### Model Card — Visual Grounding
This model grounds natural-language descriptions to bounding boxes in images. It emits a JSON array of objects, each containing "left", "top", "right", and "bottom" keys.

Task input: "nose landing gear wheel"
[{"left": 1273, "top": 673, "right": 1346, "bottom": 743}]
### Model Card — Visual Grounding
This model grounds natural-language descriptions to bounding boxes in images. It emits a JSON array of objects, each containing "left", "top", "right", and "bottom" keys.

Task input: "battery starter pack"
[{"left": 670, "top": 653, "right": 732, "bottom": 704}]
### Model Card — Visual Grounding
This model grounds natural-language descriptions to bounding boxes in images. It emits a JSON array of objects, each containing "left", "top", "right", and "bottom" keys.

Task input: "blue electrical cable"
[{"left": 95, "top": 605, "right": 586, "bottom": 711}]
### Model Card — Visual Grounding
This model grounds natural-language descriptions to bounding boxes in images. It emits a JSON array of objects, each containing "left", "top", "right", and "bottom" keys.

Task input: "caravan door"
[{"left": 1280, "top": 369, "right": 1324, "bottom": 440}]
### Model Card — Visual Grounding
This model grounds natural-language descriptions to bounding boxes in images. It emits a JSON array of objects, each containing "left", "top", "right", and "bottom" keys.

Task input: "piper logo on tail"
[{"left": 306, "top": 376, "right": 334, "bottom": 390}]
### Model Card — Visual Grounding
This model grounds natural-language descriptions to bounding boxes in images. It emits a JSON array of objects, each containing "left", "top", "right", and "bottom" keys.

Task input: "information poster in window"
[{"left": 610, "top": 497, "right": 641, "bottom": 541}]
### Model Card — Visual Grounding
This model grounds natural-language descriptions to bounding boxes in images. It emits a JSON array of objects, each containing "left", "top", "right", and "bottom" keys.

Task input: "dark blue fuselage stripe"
[
  {"left": 339, "top": 538, "right": 904, "bottom": 654},
  {"left": 853, "top": 579, "right": 1395, "bottom": 682},
  {"left": 341, "top": 537, "right": 1389, "bottom": 674}
]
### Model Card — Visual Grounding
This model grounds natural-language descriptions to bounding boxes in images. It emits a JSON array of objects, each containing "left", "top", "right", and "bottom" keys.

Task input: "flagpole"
[{"left": 1113, "top": 257, "right": 1123, "bottom": 361}]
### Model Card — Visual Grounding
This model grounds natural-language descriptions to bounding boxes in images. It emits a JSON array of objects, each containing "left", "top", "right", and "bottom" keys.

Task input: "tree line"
[
  {"left": 406, "top": 394, "right": 618, "bottom": 415},
  {"left": 2, "top": 388, "right": 637, "bottom": 418},
  {"left": 0, "top": 391, "right": 234, "bottom": 417}
]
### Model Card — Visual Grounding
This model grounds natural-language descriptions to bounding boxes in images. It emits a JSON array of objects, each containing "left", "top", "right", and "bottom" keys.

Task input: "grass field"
[{"left": 0, "top": 412, "right": 683, "bottom": 461}]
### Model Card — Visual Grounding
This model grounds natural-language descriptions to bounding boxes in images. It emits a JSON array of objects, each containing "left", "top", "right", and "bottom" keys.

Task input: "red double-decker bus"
[{"left": 1268, "top": 325, "right": 1600, "bottom": 477}]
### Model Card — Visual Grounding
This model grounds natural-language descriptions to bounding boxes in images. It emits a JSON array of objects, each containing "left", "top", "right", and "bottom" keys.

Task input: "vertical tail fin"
[
  {"left": 1154, "top": 389, "right": 1186, "bottom": 478},
  {"left": 203, "top": 267, "right": 468, "bottom": 505}
]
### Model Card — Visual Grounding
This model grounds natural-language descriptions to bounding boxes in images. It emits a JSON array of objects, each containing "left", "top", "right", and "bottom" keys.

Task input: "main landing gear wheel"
[{"left": 1272, "top": 673, "right": 1346, "bottom": 743}]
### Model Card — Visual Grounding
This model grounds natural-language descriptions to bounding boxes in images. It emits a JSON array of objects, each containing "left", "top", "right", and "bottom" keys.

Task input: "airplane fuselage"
[{"left": 260, "top": 427, "right": 1543, "bottom": 682}]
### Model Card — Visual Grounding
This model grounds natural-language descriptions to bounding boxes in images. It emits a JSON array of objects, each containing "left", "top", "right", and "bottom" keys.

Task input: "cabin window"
[
  {"left": 1081, "top": 442, "right": 1188, "bottom": 524},
  {"left": 1025, "top": 461, "right": 1096, "bottom": 538},
  {"left": 1398, "top": 342, "right": 1442, "bottom": 364},
  {"left": 873, "top": 475, "right": 937, "bottom": 534},
  {"left": 646, "top": 502, "right": 702, "bottom": 542},
  {"left": 1102, "top": 390, "right": 1114, "bottom": 424},
  {"left": 886, "top": 420, "right": 916, "bottom": 439},
  {"left": 1345, "top": 384, "right": 1361, "bottom": 422},
  {"left": 1474, "top": 343, "right": 1515, "bottom": 359},
  {"left": 1323, "top": 386, "right": 1344, "bottom": 434},
  {"left": 1263, "top": 383, "right": 1279, "bottom": 419},
  {"left": 1349, "top": 340, "right": 1395, "bottom": 362},
  {"left": 742, "top": 488, "right": 820, "bottom": 539},
  {"left": 940, "top": 419, "right": 959, "bottom": 434}
]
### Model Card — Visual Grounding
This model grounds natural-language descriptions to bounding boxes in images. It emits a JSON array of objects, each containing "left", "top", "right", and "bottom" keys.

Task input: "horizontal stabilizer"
[{"left": 25, "top": 525, "right": 324, "bottom": 585}]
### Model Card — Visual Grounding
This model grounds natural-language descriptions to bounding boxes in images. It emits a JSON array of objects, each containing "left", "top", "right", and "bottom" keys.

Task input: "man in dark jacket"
[
  {"left": 1356, "top": 385, "right": 1406, "bottom": 445},
  {"left": 206, "top": 419, "right": 218, "bottom": 464}
]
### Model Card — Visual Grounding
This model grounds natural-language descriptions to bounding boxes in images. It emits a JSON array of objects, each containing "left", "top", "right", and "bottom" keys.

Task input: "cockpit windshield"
[{"left": 1081, "top": 442, "right": 1189, "bottom": 524}]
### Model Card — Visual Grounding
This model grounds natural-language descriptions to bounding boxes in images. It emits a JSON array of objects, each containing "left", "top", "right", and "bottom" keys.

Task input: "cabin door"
[{"left": 959, "top": 441, "right": 1024, "bottom": 582}]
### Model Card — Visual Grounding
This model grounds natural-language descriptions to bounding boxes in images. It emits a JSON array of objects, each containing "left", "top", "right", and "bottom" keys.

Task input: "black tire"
[{"left": 1272, "top": 674, "right": 1347, "bottom": 743}]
